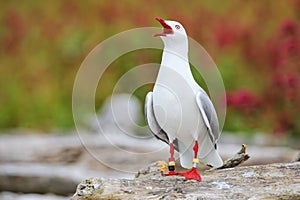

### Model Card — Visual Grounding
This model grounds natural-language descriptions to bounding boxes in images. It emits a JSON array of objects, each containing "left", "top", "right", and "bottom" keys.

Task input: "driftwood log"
[
  {"left": 216, "top": 144, "right": 250, "bottom": 169},
  {"left": 72, "top": 146, "right": 300, "bottom": 200},
  {"left": 72, "top": 162, "right": 300, "bottom": 200}
]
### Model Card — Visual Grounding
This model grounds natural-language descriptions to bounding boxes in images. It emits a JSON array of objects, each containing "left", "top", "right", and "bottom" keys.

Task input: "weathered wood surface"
[
  {"left": 217, "top": 144, "right": 250, "bottom": 169},
  {"left": 72, "top": 162, "right": 300, "bottom": 200},
  {"left": 0, "top": 133, "right": 299, "bottom": 197}
]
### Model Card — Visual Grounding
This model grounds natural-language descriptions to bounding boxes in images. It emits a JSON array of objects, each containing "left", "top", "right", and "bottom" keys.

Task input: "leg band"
[
  {"left": 168, "top": 165, "right": 175, "bottom": 171},
  {"left": 169, "top": 161, "right": 175, "bottom": 166}
]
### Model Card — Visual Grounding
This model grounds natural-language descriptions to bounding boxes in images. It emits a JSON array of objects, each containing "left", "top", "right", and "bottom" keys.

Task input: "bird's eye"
[{"left": 175, "top": 25, "right": 180, "bottom": 30}]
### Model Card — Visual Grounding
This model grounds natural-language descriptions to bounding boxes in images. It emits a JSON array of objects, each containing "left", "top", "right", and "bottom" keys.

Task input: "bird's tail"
[
  {"left": 198, "top": 132, "right": 223, "bottom": 168},
  {"left": 201, "top": 147, "right": 223, "bottom": 168},
  {"left": 178, "top": 134, "right": 223, "bottom": 169}
]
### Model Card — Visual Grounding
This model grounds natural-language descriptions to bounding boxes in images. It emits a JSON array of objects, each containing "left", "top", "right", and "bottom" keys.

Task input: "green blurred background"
[{"left": 1, "top": 1, "right": 299, "bottom": 137}]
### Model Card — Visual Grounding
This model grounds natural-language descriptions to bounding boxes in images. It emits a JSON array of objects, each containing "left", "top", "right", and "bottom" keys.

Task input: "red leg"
[
  {"left": 193, "top": 141, "right": 198, "bottom": 158},
  {"left": 177, "top": 141, "right": 202, "bottom": 181},
  {"left": 162, "top": 143, "right": 179, "bottom": 176},
  {"left": 169, "top": 143, "right": 175, "bottom": 163}
]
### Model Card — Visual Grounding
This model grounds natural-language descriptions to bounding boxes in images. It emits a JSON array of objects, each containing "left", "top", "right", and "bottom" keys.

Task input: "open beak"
[{"left": 153, "top": 17, "right": 174, "bottom": 37}]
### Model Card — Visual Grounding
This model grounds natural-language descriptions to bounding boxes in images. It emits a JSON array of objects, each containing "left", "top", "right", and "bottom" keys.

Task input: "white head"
[{"left": 154, "top": 17, "right": 188, "bottom": 56}]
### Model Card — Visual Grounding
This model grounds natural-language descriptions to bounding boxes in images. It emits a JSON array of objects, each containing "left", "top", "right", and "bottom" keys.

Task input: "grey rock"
[
  {"left": 74, "top": 178, "right": 104, "bottom": 197},
  {"left": 71, "top": 161, "right": 300, "bottom": 200}
]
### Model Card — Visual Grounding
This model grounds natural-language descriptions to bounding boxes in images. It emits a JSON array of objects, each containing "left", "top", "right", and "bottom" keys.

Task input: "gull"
[{"left": 145, "top": 17, "right": 223, "bottom": 181}]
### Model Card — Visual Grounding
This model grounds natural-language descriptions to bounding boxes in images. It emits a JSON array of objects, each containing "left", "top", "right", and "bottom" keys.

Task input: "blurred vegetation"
[{"left": 0, "top": 1, "right": 299, "bottom": 136}]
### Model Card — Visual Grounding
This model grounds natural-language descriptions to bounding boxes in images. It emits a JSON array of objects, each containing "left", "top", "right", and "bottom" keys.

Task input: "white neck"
[
  {"left": 160, "top": 46, "right": 194, "bottom": 83},
  {"left": 161, "top": 47, "right": 188, "bottom": 66}
]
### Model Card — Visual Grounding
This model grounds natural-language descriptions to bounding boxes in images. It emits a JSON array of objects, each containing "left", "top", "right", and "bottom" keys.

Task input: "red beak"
[{"left": 153, "top": 17, "right": 174, "bottom": 37}]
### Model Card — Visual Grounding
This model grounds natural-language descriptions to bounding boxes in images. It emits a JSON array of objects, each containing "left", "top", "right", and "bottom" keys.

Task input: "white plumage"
[{"left": 145, "top": 18, "right": 223, "bottom": 169}]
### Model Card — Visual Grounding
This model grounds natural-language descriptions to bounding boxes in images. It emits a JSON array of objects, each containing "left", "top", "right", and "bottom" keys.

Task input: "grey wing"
[
  {"left": 195, "top": 91, "right": 221, "bottom": 148},
  {"left": 145, "top": 92, "right": 169, "bottom": 145}
]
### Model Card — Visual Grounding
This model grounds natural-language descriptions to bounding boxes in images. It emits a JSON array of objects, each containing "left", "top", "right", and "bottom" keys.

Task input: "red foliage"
[
  {"left": 98, "top": 3, "right": 123, "bottom": 25},
  {"left": 213, "top": 20, "right": 253, "bottom": 51},
  {"left": 263, "top": 19, "right": 300, "bottom": 135},
  {"left": 3, "top": 9, "right": 26, "bottom": 54},
  {"left": 274, "top": 111, "right": 294, "bottom": 136},
  {"left": 268, "top": 19, "right": 300, "bottom": 69},
  {"left": 61, "top": 0, "right": 78, "bottom": 15},
  {"left": 270, "top": 73, "right": 299, "bottom": 102},
  {"left": 239, "top": 27, "right": 257, "bottom": 62},
  {"left": 41, "top": 20, "right": 62, "bottom": 40},
  {"left": 213, "top": 22, "right": 238, "bottom": 48},
  {"left": 227, "top": 90, "right": 260, "bottom": 115},
  {"left": 226, "top": 17, "right": 300, "bottom": 135}
]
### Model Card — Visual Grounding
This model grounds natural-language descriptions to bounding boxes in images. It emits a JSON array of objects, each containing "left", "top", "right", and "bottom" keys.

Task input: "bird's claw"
[
  {"left": 161, "top": 168, "right": 202, "bottom": 181},
  {"left": 161, "top": 170, "right": 179, "bottom": 176},
  {"left": 177, "top": 167, "right": 202, "bottom": 181}
]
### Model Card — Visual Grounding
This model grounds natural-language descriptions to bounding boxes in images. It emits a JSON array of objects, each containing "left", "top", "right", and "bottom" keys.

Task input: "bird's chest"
[{"left": 152, "top": 67, "right": 200, "bottom": 135}]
